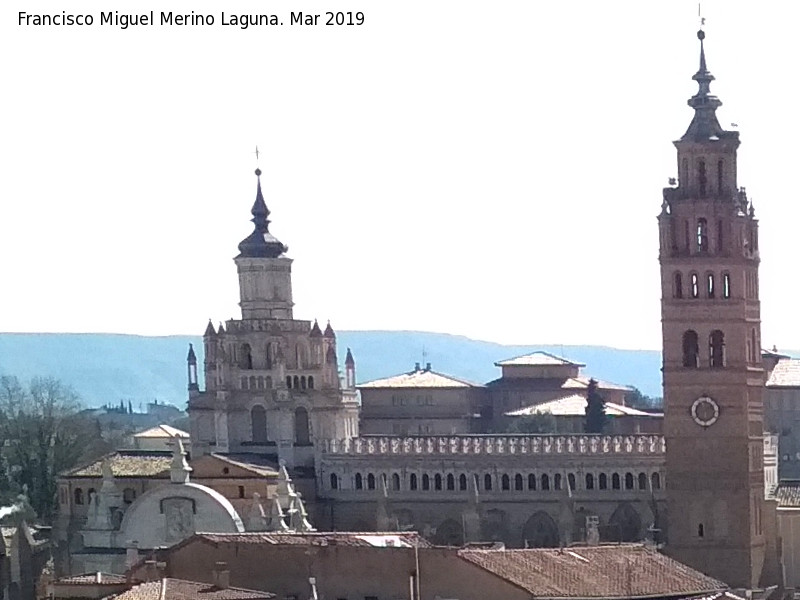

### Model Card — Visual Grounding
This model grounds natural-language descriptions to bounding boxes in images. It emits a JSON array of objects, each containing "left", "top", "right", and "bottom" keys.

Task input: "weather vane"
[
  {"left": 255, "top": 145, "right": 260, "bottom": 164},
  {"left": 698, "top": 2, "right": 705, "bottom": 27}
]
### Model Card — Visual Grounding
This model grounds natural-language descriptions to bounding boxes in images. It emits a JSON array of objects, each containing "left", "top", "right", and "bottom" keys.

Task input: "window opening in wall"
[
  {"left": 625, "top": 473, "right": 634, "bottom": 490},
  {"left": 367, "top": 473, "right": 376, "bottom": 490},
  {"left": 459, "top": 474, "right": 467, "bottom": 491},
  {"left": 501, "top": 474, "right": 510, "bottom": 491},
  {"left": 599, "top": 473, "right": 608, "bottom": 490},
  {"left": 355, "top": 473, "right": 363, "bottom": 490},
  {"left": 674, "top": 272, "right": 683, "bottom": 298},
  {"left": 123, "top": 488, "right": 136, "bottom": 504},
  {"left": 541, "top": 474, "right": 550, "bottom": 491},
  {"left": 249, "top": 376, "right": 256, "bottom": 390},
  {"left": 293, "top": 376, "right": 300, "bottom": 389},
  {"left": 698, "top": 159, "right": 707, "bottom": 197},
  {"left": 697, "top": 218, "right": 708, "bottom": 251},
  {"left": 554, "top": 473, "right": 562, "bottom": 491},
  {"left": 446, "top": 473, "right": 455, "bottom": 491},
  {"left": 752, "top": 329, "right": 759, "bottom": 364},
  {"left": 698, "top": 523, "right": 705, "bottom": 538},
  {"left": 586, "top": 474, "right": 595, "bottom": 490},
  {"left": 638, "top": 473, "right": 647, "bottom": 490},
  {"left": 717, "top": 160, "right": 724, "bottom": 195},
  {"left": 683, "top": 330, "right": 700, "bottom": 368},
  {"left": 651, "top": 472, "right": 661, "bottom": 490},
  {"left": 717, "top": 219, "right": 724, "bottom": 252},
  {"left": 484, "top": 474, "right": 493, "bottom": 491},
  {"left": 691, "top": 273, "right": 699, "bottom": 298},
  {"left": 330, "top": 473, "right": 339, "bottom": 490},
  {"left": 300, "top": 376, "right": 307, "bottom": 390},
  {"left": 515, "top": 474, "right": 523, "bottom": 491},
  {"left": 684, "top": 220, "right": 690, "bottom": 250},
  {"left": 709, "top": 330, "right": 725, "bottom": 368},
  {"left": 74, "top": 488, "right": 84, "bottom": 505},
  {"left": 707, "top": 273, "right": 715, "bottom": 298},
  {"left": 410, "top": 474, "right": 418, "bottom": 491},
  {"left": 422, "top": 474, "right": 430, "bottom": 491},
  {"left": 286, "top": 376, "right": 292, "bottom": 388},
  {"left": 294, "top": 407, "right": 310, "bottom": 445},
  {"left": 723, "top": 273, "right": 731, "bottom": 298},
  {"left": 434, "top": 474, "right": 442, "bottom": 491},
  {"left": 568, "top": 473, "right": 576, "bottom": 491},
  {"left": 392, "top": 473, "right": 401, "bottom": 491},
  {"left": 308, "top": 376, "right": 314, "bottom": 389},
  {"left": 612, "top": 473, "right": 621, "bottom": 490},
  {"left": 528, "top": 474, "right": 536, "bottom": 490},
  {"left": 238, "top": 486, "right": 245, "bottom": 498}
]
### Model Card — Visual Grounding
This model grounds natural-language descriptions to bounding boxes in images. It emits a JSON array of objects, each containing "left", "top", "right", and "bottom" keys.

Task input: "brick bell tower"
[{"left": 659, "top": 30, "right": 765, "bottom": 589}]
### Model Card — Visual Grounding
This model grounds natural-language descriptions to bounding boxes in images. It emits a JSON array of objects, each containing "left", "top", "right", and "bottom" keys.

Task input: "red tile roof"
[
  {"left": 458, "top": 544, "right": 726, "bottom": 599},
  {"left": 55, "top": 572, "right": 128, "bottom": 585},
  {"left": 109, "top": 578, "right": 273, "bottom": 600},
  {"left": 766, "top": 358, "right": 800, "bottom": 388}
]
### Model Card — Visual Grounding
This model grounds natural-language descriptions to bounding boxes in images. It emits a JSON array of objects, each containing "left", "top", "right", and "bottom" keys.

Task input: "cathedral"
[{"left": 55, "top": 27, "right": 790, "bottom": 593}]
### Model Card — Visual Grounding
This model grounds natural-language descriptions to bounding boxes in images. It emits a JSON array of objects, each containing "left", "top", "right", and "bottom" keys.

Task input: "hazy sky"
[{"left": 3, "top": 1, "right": 799, "bottom": 351}]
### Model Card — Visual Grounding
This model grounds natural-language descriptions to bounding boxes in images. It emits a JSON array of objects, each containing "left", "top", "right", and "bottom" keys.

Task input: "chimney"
[
  {"left": 414, "top": 362, "right": 420, "bottom": 372},
  {"left": 143, "top": 560, "right": 160, "bottom": 582},
  {"left": 213, "top": 562, "right": 230, "bottom": 589},
  {"left": 425, "top": 362, "right": 431, "bottom": 371},
  {"left": 585, "top": 516, "right": 600, "bottom": 546}
]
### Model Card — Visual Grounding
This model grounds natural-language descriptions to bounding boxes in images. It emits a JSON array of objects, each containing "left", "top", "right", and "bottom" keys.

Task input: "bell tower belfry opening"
[{"left": 659, "top": 29, "right": 765, "bottom": 589}]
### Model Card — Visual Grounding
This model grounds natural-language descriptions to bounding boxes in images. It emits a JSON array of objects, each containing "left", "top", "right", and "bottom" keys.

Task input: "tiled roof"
[
  {"left": 495, "top": 352, "right": 585, "bottom": 367},
  {"left": 766, "top": 358, "right": 800, "bottom": 388},
  {"left": 190, "top": 531, "right": 430, "bottom": 548},
  {"left": 209, "top": 454, "right": 277, "bottom": 477},
  {"left": 775, "top": 481, "right": 800, "bottom": 508},
  {"left": 63, "top": 450, "right": 172, "bottom": 478},
  {"left": 505, "top": 394, "right": 658, "bottom": 417},
  {"left": 567, "top": 376, "right": 632, "bottom": 392},
  {"left": 458, "top": 544, "right": 726, "bottom": 599},
  {"left": 486, "top": 376, "right": 631, "bottom": 393},
  {"left": 134, "top": 424, "right": 190, "bottom": 439},
  {"left": 110, "top": 578, "right": 273, "bottom": 600},
  {"left": 55, "top": 572, "right": 128, "bottom": 585},
  {"left": 359, "top": 369, "right": 481, "bottom": 389}
]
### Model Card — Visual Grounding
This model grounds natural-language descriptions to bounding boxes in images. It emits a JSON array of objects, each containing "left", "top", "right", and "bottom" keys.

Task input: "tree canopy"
[{"left": 585, "top": 378, "right": 607, "bottom": 433}]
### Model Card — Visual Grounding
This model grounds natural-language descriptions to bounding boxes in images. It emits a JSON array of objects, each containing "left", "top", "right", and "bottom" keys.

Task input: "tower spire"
[
  {"left": 681, "top": 29, "right": 727, "bottom": 142},
  {"left": 237, "top": 168, "right": 288, "bottom": 258}
]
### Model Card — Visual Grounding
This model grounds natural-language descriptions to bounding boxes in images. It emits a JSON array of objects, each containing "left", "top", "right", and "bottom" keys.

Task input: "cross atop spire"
[{"left": 237, "top": 168, "right": 288, "bottom": 258}]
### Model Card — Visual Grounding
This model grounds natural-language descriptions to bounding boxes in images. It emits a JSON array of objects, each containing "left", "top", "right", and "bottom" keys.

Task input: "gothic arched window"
[
  {"left": 286, "top": 376, "right": 292, "bottom": 389},
  {"left": 697, "top": 218, "right": 709, "bottom": 252},
  {"left": 681, "top": 158, "right": 689, "bottom": 188},
  {"left": 707, "top": 273, "right": 715, "bottom": 298},
  {"left": 568, "top": 473, "right": 576, "bottom": 491},
  {"left": 355, "top": 473, "right": 363, "bottom": 490},
  {"left": 446, "top": 473, "right": 455, "bottom": 491},
  {"left": 612, "top": 473, "right": 621, "bottom": 490},
  {"left": 723, "top": 273, "right": 731, "bottom": 298},
  {"left": 251, "top": 405, "right": 268, "bottom": 443},
  {"left": 459, "top": 474, "right": 468, "bottom": 491},
  {"left": 674, "top": 272, "right": 683, "bottom": 299},
  {"left": 638, "top": 473, "right": 647, "bottom": 490},
  {"left": 484, "top": 474, "right": 493, "bottom": 491},
  {"left": 528, "top": 474, "right": 537, "bottom": 490},
  {"left": 330, "top": 473, "right": 339, "bottom": 490},
  {"left": 651, "top": 472, "right": 661, "bottom": 490},
  {"left": 625, "top": 473, "right": 634, "bottom": 490},
  {"left": 240, "top": 344, "right": 253, "bottom": 370},
  {"left": 434, "top": 474, "right": 443, "bottom": 491},
  {"left": 541, "top": 474, "right": 550, "bottom": 491},
  {"left": 698, "top": 159, "right": 707, "bottom": 197},
  {"left": 599, "top": 473, "right": 608, "bottom": 490},
  {"left": 410, "top": 474, "right": 418, "bottom": 491},
  {"left": 74, "top": 488, "right": 83, "bottom": 505},
  {"left": 709, "top": 330, "right": 725, "bottom": 368},
  {"left": 501, "top": 474, "right": 510, "bottom": 491},
  {"left": 308, "top": 376, "right": 314, "bottom": 389},
  {"left": 392, "top": 473, "right": 401, "bottom": 491},
  {"left": 294, "top": 407, "right": 310, "bottom": 445},
  {"left": 515, "top": 474, "right": 523, "bottom": 491},
  {"left": 554, "top": 473, "right": 562, "bottom": 491},
  {"left": 586, "top": 473, "right": 595, "bottom": 490},
  {"left": 422, "top": 474, "right": 430, "bottom": 491},
  {"left": 367, "top": 473, "right": 376, "bottom": 490},
  {"left": 690, "top": 273, "right": 700, "bottom": 298},
  {"left": 683, "top": 330, "right": 700, "bottom": 368}
]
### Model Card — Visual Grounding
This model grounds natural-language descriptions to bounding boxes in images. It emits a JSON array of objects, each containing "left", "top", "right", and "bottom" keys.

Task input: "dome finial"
[{"left": 237, "top": 161, "right": 288, "bottom": 258}]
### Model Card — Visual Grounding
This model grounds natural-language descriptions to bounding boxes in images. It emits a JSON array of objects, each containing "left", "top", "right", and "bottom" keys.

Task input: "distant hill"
[{"left": 0, "top": 330, "right": 755, "bottom": 408}]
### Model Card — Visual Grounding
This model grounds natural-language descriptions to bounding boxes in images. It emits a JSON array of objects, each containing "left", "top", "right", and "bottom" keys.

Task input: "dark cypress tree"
[
  {"left": 585, "top": 378, "right": 607, "bottom": 433},
  {"left": 128, "top": 400, "right": 133, "bottom": 415}
]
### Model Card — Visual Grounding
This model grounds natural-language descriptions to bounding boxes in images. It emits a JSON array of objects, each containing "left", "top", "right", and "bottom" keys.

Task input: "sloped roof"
[
  {"left": 110, "top": 578, "right": 274, "bottom": 600},
  {"left": 54, "top": 572, "right": 128, "bottom": 585},
  {"left": 185, "top": 531, "right": 430, "bottom": 548},
  {"left": 458, "top": 544, "right": 726, "bottom": 599},
  {"left": 766, "top": 358, "right": 800, "bottom": 388},
  {"left": 359, "top": 368, "right": 481, "bottom": 389},
  {"left": 495, "top": 351, "right": 585, "bottom": 368},
  {"left": 134, "top": 425, "right": 190, "bottom": 439},
  {"left": 62, "top": 450, "right": 172, "bottom": 478},
  {"left": 505, "top": 394, "right": 658, "bottom": 417}
]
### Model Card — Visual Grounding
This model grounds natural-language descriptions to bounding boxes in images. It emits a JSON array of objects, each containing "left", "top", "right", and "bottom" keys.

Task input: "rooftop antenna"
[
  {"left": 254, "top": 145, "right": 260, "bottom": 165},
  {"left": 421, "top": 346, "right": 428, "bottom": 368}
]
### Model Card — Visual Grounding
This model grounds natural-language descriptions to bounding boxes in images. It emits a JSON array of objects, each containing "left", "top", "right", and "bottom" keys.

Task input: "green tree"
[
  {"left": 585, "top": 378, "right": 607, "bottom": 433},
  {"left": 0, "top": 376, "right": 106, "bottom": 522},
  {"left": 624, "top": 386, "right": 662, "bottom": 410},
  {"left": 506, "top": 412, "right": 558, "bottom": 434}
]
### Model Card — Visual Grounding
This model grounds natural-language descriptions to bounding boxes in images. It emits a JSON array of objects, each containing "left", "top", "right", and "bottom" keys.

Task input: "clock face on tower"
[{"left": 691, "top": 396, "right": 720, "bottom": 427}]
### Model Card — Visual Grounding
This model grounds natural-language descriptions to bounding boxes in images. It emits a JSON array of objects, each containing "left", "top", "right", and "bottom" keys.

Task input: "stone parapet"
[{"left": 319, "top": 434, "right": 665, "bottom": 456}]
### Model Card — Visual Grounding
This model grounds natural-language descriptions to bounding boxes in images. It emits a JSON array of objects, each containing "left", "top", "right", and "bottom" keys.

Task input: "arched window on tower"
[
  {"left": 690, "top": 273, "right": 699, "bottom": 299},
  {"left": 625, "top": 473, "right": 634, "bottom": 490},
  {"left": 484, "top": 474, "right": 493, "bottom": 491},
  {"left": 434, "top": 474, "right": 443, "bottom": 491},
  {"left": 367, "top": 473, "right": 376, "bottom": 490},
  {"left": 554, "top": 473, "right": 562, "bottom": 491},
  {"left": 638, "top": 473, "right": 647, "bottom": 490},
  {"left": 422, "top": 474, "right": 430, "bottom": 491},
  {"left": 674, "top": 272, "right": 683, "bottom": 299},
  {"left": 651, "top": 472, "right": 661, "bottom": 490},
  {"left": 683, "top": 330, "right": 700, "bottom": 368},
  {"left": 717, "top": 219, "right": 724, "bottom": 253},
  {"left": 446, "top": 473, "right": 455, "bottom": 491},
  {"left": 294, "top": 407, "right": 310, "bottom": 445},
  {"left": 707, "top": 273, "right": 715, "bottom": 298},
  {"left": 697, "top": 218, "right": 709, "bottom": 252},
  {"left": 330, "top": 473, "right": 339, "bottom": 490},
  {"left": 501, "top": 474, "right": 510, "bottom": 491},
  {"left": 612, "top": 473, "right": 621, "bottom": 490},
  {"left": 515, "top": 474, "right": 523, "bottom": 491},
  {"left": 251, "top": 405, "right": 268, "bottom": 443},
  {"left": 752, "top": 329, "right": 759, "bottom": 364},
  {"left": 410, "top": 474, "right": 418, "bottom": 491},
  {"left": 528, "top": 474, "right": 537, "bottom": 490},
  {"left": 698, "top": 159, "right": 707, "bottom": 197},
  {"left": 355, "top": 473, "right": 363, "bottom": 490},
  {"left": 308, "top": 376, "right": 314, "bottom": 389},
  {"left": 717, "top": 159, "right": 724, "bottom": 196},
  {"left": 586, "top": 473, "right": 595, "bottom": 490},
  {"left": 459, "top": 474, "right": 468, "bottom": 491},
  {"left": 240, "top": 344, "right": 253, "bottom": 370},
  {"left": 541, "top": 474, "right": 550, "bottom": 491},
  {"left": 709, "top": 330, "right": 725, "bottom": 368},
  {"left": 74, "top": 488, "right": 84, "bottom": 505},
  {"left": 723, "top": 273, "right": 731, "bottom": 299},
  {"left": 599, "top": 473, "right": 608, "bottom": 490},
  {"left": 393, "top": 473, "right": 401, "bottom": 491}
]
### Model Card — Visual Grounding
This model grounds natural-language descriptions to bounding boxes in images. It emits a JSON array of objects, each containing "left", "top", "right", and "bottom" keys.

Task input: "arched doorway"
[
  {"left": 606, "top": 503, "right": 642, "bottom": 542},
  {"left": 522, "top": 511, "right": 559, "bottom": 548},
  {"left": 432, "top": 518, "right": 463, "bottom": 546}
]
